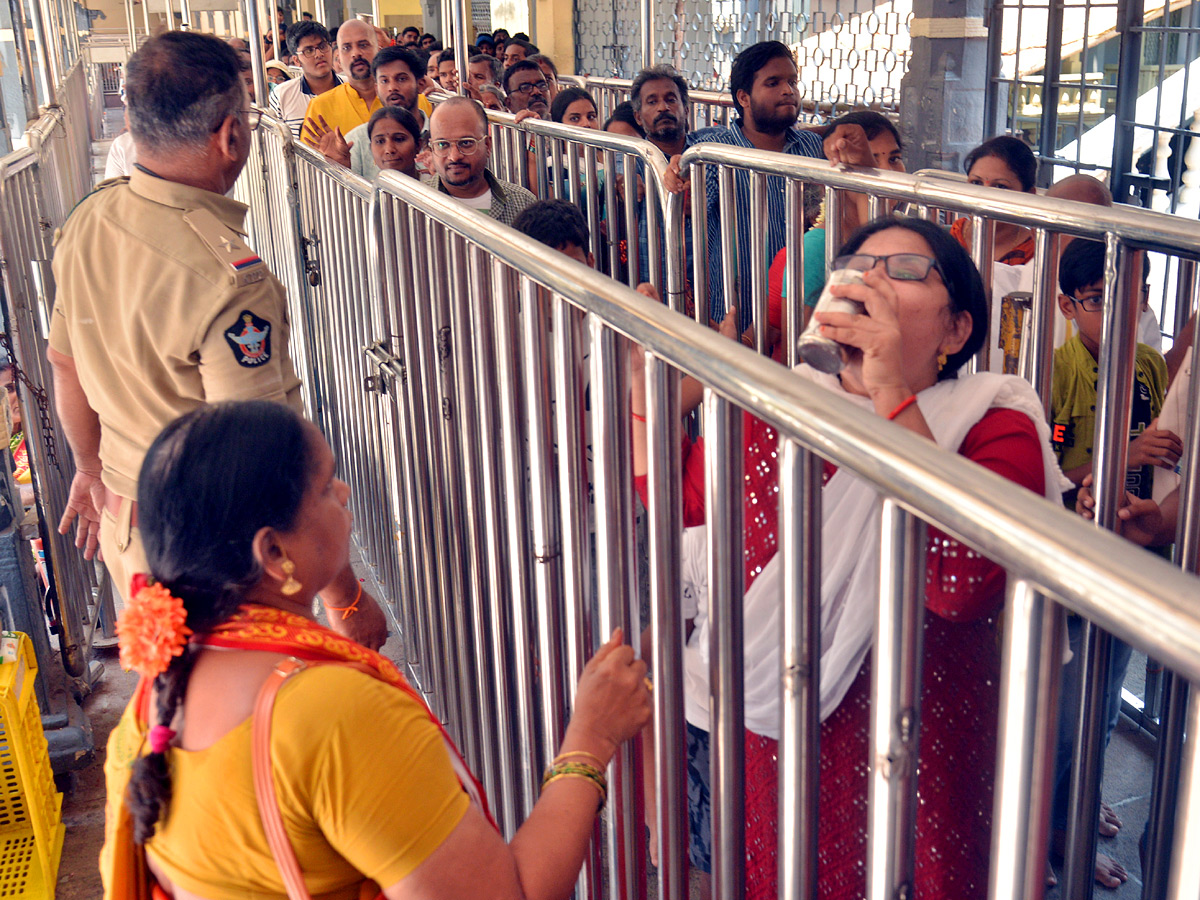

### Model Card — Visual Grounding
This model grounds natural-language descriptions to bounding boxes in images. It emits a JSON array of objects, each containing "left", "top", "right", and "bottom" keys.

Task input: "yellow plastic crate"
[{"left": 0, "top": 633, "right": 63, "bottom": 898}]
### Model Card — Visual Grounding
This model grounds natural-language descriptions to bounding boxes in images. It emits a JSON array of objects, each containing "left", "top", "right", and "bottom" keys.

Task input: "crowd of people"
[{"left": 53, "top": 18, "right": 1195, "bottom": 900}]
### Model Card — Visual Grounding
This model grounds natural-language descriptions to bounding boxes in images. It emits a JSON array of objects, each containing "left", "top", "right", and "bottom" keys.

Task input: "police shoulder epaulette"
[{"left": 182, "top": 208, "right": 267, "bottom": 287}]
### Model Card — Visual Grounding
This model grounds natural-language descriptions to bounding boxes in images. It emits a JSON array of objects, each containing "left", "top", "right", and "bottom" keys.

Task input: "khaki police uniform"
[{"left": 49, "top": 166, "right": 303, "bottom": 599}]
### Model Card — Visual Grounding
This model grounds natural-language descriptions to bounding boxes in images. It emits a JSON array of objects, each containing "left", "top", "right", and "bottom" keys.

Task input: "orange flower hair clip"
[{"left": 116, "top": 574, "right": 193, "bottom": 678}]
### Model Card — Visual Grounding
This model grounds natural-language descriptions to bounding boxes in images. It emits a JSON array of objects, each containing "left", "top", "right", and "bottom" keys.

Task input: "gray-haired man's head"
[{"left": 125, "top": 31, "right": 244, "bottom": 155}]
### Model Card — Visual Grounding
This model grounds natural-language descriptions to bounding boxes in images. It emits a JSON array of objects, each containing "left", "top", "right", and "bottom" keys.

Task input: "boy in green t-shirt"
[
  {"left": 1051, "top": 239, "right": 1179, "bottom": 507},
  {"left": 1047, "top": 237, "right": 1181, "bottom": 887}
]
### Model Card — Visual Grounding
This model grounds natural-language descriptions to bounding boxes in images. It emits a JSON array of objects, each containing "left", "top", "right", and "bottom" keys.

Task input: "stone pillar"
[
  {"left": 423, "top": 0, "right": 442, "bottom": 42},
  {"left": 534, "top": 0, "right": 574, "bottom": 73},
  {"left": 899, "top": 0, "right": 990, "bottom": 173}
]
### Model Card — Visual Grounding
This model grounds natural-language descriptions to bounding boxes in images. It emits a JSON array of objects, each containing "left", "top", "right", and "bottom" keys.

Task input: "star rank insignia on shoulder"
[
  {"left": 183, "top": 208, "right": 268, "bottom": 287},
  {"left": 224, "top": 310, "right": 273, "bottom": 367}
]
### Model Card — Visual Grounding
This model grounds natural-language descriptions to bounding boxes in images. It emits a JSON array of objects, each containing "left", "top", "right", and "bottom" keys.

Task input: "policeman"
[{"left": 47, "top": 31, "right": 386, "bottom": 648}]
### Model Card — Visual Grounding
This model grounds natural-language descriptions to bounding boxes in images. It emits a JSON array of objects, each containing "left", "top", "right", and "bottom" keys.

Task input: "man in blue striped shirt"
[{"left": 699, "top": 41, "right": 827, "bottom": 329}]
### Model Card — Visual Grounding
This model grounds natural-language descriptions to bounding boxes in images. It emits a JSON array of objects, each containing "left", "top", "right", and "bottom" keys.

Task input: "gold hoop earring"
[
  {"left": 937, "top": 352, "right": 948, "bottom": 372},
  {"left": 280, "top": 557, "right": 302, "bottom": 596}
]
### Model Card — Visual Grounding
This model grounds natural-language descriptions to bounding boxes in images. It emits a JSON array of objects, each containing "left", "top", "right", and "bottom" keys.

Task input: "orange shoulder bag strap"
[{"left": 251, "top": 657, "right": 313, "bottom": 900}]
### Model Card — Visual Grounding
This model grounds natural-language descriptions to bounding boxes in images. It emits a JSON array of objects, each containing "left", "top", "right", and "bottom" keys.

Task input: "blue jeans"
[
  {"left": 685, "top": 722, "right": 712, "bottom": 874},
  {"left": 1051, "top": 615, "right": 1134, "bottom": 833}
]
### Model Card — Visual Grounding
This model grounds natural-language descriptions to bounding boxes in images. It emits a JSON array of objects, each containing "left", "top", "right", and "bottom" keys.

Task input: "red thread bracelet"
[
  {"left": 325, "top": 582, "right": 363, "bottom": 620},
  {"left": 886, "top": 395, "right": 918, "bottom": 421},
  {"left": 631, "top": 412, "right": 646, "bottom": 423}
]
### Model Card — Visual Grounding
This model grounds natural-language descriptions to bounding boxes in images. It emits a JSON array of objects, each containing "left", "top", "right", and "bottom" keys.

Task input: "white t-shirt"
[
  {"left": 1153, "top": 354, "right": 1191, "bottom": 503},
  {"left": 1138, "top": 304, "right": 1163, "bottom": 352},
  {"left": 458, "top": 189, "right": 492, "bottom": 210},
  {"left": 104, "top": 132, "right": 137, "bottom": 180}
]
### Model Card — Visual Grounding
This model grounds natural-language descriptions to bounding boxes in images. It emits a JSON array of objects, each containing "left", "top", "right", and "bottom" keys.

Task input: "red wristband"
[
  {"left": 886, "top": 395, "right": 918, "bottom": 421},
  {"left": 631, "top": 412, "right": 646, "bottom": 423}
]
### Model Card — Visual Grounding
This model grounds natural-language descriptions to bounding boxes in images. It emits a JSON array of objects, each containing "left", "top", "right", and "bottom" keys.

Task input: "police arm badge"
[{"left": 224, "top": 310, "right": 273, "bottom": 367}]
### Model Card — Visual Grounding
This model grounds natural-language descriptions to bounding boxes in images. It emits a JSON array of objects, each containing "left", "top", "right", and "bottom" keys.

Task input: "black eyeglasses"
[
  {"left": 298, "top": 40, "right": 330, "bottom": 57},
  {"left": 832, "top": 253, "right": 946, "bottom": 282},
  {"left": 511, "top": 79, "right": 548, "bottom": 95},
  {"left": 242, "top": 109, "right": 262, "bottom": 131},
  {"left": 1068, "top": 292, "right": 1104, "bottom": 313}
]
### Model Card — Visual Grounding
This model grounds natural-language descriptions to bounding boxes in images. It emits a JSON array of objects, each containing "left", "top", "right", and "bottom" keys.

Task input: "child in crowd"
[
  {"left": 1052, "top": 238, "right": 1178, "bottom": 506},
  {"left": 1048, "top": 236, "right": 1180, "bottom": 888},
  {"left": 512, "top": 199, "right": 593, "bottom": 267}
]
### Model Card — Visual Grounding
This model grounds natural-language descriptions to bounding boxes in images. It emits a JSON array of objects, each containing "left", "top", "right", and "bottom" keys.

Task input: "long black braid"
[{"left": 123, "top": 401, "right": 312, "bottom": 843}]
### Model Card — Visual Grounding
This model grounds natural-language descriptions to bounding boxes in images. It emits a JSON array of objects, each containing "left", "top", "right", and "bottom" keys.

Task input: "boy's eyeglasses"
[
  {"left": 1068, "top": 293, "right": 1104, "bottom": 313},
  {"left": 832, "top": 253, "right": 946, "bottom": 283},
  {"left": 298, "top": 41, "right": 330, "bottom": 57}
]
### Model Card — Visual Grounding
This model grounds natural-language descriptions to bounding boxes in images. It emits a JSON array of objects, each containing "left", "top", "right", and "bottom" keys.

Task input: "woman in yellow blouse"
[{"left": 102, "top": 400, "right": 650, "bottom": 900}]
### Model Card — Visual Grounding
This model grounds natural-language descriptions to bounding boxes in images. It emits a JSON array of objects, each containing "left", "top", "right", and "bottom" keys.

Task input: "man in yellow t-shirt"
[{"left": 300, "top": 19, "right": 381, "bottom": 147}]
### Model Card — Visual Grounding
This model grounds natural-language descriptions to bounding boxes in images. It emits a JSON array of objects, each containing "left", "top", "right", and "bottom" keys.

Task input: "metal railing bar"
[
  {"left": 677, "top": 145, "right": 1200, "bottom": 258},
  {"left": 988, "top": 580, "right": 1064, "bottom": 900},
  {"left": 706, "top": 388, "right": 745, "bottom": 900},
  {"left": 371, "top": 169, "right": 1200, "bottom": 682},
  {"left": 866, "top": 501, "right": 925, "bottom": 900},
  {"left": 777, "top": 439, "right": 822, "bottom": 900},
  {"left": 492, "top": 262, "right": 543, "bottom": 821},
  {"left": 588, "top": 314, "right": 646, "bottom": 900},
  {"left": 645, "top": 349, "right": 686, "bottom": 900},
  {"left": 1165, "top": 689, "right": 1200, "bottom": 898}
]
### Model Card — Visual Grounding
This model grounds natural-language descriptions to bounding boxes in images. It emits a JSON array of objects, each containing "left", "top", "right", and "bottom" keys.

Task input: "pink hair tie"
[{"left": 148, "top": 725, "right": 176, "bottom": 755}]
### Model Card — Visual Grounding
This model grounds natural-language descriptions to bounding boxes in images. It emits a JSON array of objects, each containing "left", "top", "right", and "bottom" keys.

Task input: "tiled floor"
[{"left": 1045, "top": 716, "right": 1157, "bottom": 898}]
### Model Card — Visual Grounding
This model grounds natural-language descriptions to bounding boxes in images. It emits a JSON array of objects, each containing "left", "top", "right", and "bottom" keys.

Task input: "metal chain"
[{"left": 0, "top": 331, "right": 61, "bottom": 468}]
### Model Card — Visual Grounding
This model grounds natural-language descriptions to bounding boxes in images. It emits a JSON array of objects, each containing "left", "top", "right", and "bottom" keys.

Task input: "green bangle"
[{"left": 542, "top": 761, "right": 607, "bottom": 812}]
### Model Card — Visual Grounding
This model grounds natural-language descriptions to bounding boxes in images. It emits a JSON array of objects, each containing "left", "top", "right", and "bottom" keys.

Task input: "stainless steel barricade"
[
  {"left": 568, "top": 75, "right": 738, "bottom": 132},
  {"left": 233, "top": 123, "right": 434, "bottom": 747},
  {"left": 0, "top": 63, "right": 106, "bottom": 680},
  {"left": 672, "top": 141, "right": 1200, "bottom": 899},
  {"left": 26, "top": 63, "right": 92, "bottom": 226},
  {"left": 224, "top": 115, "right": 1200, "bottom": 900},
  {"left": 292, "top": 145, "right": 406, "bottom": 636},
  {"left": 359, "top": 167, "right": 1200, "bottom": 900},
  {"left": 480, "top": 108, "right": 685, "bottom": 302}
]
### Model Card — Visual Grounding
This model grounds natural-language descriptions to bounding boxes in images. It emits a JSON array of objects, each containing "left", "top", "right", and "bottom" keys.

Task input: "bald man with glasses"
[{"left": 423, "top": 97, "right": 535, "bottom": 225}]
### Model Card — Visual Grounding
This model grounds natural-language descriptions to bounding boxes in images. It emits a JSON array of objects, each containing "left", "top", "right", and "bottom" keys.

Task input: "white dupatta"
[{"left": 680, "top": 368, "right": 1067, "bottom": 739}]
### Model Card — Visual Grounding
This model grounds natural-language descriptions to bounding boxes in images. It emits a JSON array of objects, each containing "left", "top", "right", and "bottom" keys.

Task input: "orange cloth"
[{"left": 950, "top": 217, "right": 1035, "bottom": 266}]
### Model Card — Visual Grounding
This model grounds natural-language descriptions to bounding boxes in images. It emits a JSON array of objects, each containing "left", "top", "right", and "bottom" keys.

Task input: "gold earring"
[
  {"left": 937, "top": 352, "right": 948, "bottom": 371},
  {"left": 280, "top": 557, "right": 302, "bottom": 596}
]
